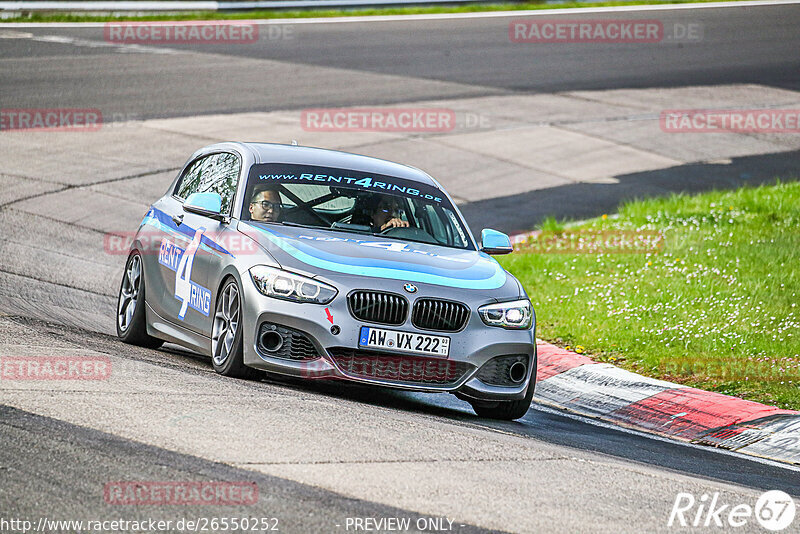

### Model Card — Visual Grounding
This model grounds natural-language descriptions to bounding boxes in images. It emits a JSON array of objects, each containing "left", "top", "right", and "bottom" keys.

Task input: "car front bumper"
[{"left": 240, "top": 275, "right": 537, "bottom": 401}]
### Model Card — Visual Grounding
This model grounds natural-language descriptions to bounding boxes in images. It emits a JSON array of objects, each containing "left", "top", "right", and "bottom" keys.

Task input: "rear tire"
[
  {"left": 116, "top": 252, "right": 163, "bottom": 349},
  {"left": 211, "top": 278, "right": 260, "bottom": 380}
]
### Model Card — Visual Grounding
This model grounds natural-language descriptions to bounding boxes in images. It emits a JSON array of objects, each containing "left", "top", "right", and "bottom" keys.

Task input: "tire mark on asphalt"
[
  {"left": 2, "top": 207, "right": 123, "bottom": 236},
  {"left": 1, "top": 235, "right": 118, "bottom": 269},
  {"left": 0, "top": 166, "right": 180, "bottom": 210},
  {"left": 1, "top": 170, "right": 71, "bottom": 185},
  {"left": 0, "top": 268, "right": 113, "bottom": 297}
]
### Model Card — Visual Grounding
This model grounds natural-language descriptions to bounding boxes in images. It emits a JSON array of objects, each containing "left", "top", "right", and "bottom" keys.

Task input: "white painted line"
[
  {"left": 2, "top": 0, "right": 799, "bottom": 27},
  {"left": 0, "top": 0, "right": 487, "bottom": 10},
  {"left": 0, "top": 1, "right": 217, "bottom": 9},
  {"left": 0, "top": 29, "right": 180, "bottom": 52}
]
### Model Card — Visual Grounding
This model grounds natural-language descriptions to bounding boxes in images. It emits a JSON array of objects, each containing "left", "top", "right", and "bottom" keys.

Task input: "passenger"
[{"left": 249, "top": 186, "right": 282, "bottom": 223}]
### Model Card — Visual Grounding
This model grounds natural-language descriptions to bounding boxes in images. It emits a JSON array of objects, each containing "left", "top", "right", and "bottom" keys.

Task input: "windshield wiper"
[
  {"left": 259, "top": 220, "right": 372, "bottom": 236},
  {"left": 280, "top": 221, "right": 320, "bottom": 228},
  {"left": 370, "top": 232, "right": 443, "bottom": 247},
  {"left": 257, "top": 221, "right": 325, "bottom": 229}
]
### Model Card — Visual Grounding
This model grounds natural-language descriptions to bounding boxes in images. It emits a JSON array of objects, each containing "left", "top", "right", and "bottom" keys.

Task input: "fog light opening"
[
  {"left": 260, "top": 330, "right": 284, "bottom": 352},
  {"left": 508, "top": 361, "right": 527, "bottom": 384}
]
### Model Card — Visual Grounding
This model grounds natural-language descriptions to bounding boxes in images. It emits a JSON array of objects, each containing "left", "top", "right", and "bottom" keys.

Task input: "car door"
[{"left": 153, "top": 152, "right": 241, "bottom": 336}]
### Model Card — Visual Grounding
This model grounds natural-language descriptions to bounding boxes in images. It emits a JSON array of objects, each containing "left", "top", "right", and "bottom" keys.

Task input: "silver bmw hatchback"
[{"left": 116, "top": 142, "right": 537, "bottom": 420}]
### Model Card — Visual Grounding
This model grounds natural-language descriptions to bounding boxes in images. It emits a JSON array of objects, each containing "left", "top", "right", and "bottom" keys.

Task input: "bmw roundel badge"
[{"left": 403, "top": 283, "right": 418, "bottom": 293}]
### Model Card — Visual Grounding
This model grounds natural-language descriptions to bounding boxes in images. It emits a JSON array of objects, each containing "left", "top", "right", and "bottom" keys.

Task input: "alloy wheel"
[
  {"left": 117, "top": 254, "right": 141, "bottom": 332},
  {"left": 212, "top": 283, "right": 240, "bottom": 366}
]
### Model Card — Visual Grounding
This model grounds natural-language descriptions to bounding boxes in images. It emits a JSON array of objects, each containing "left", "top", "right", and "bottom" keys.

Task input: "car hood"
[{"left": 238, "top": 222, "right": 510, "bottom": 291}]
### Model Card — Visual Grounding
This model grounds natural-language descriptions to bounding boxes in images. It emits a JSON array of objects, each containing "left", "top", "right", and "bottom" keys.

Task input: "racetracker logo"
[
  {"left": 513, "top": 230, "right": 664, "bottom": 254},
  {"left": 661, "top": 109, "right": 800, "bottom": 133},
  {"left": 104, "top": 22, "right": 260, "bottom": 44},
  {"left": 104, "top": 481, "right": 258, "bottom": 505},
  {"left": 0, "top": 108, "right": 102, "bottom": 132},
  {"left": 659, "top": 357, "right": 800, "bottom": 383},
  {"left": 299, "top": 355, "right": 464, "bottom": 383},
  {"left": 103, "top": 231, "right": 263, "bottom": 256},
  {"left": 509, "top": 19, "right": 702, "bottom": 43},
  {"left": 301, "top": 108, "right": 457, "bottom": 132},
  {"left": 0, "top": 356, "right": 111, "bottom": 380}
]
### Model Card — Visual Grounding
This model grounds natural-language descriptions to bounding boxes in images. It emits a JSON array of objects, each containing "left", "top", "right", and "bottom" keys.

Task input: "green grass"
[
  {"left": 1, "top": 0, "right": 752, "bottom": 23},
  {"left": 499, "top": 181, "right": 800, "bottom": 410}
]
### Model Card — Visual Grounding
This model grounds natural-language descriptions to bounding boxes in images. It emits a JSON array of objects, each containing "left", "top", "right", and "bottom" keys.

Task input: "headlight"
[
  {"left": 478, "top": 299, "right": 533, "bottom": 329},
  {"left": 250, "top": 266, "right": 337, "bottom": 304}
]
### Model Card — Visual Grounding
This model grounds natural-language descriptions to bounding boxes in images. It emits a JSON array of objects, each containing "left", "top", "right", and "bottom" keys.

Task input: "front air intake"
[
  {"left": 476, "top": 355, "right": 530, "bottom": 387},
  {"left": 347, "top": 291, "right": 408, "bottom": 326},
  {"left": 257, "top": 323, "right": 320, "bottom": 361}
]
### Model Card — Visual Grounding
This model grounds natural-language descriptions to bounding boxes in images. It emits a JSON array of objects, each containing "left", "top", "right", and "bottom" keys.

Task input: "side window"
[{"left": 175, "top": 153, "right": 240, "bottom": 215}]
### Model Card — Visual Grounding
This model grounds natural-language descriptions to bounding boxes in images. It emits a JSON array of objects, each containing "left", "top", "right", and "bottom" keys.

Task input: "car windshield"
[{"left": 242, "top": 163, "right": 474, "bottom": 250}]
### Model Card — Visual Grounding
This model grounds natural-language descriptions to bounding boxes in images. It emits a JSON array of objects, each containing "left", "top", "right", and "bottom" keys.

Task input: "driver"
[
  {"left": 372, "top": 195, "right": 409, "bottom": 232},
  {"left": 249, "top": 185, "right": 282, "bottom": 223}
]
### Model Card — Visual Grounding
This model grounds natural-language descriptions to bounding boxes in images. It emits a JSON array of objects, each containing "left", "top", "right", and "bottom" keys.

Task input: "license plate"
[{"left": 359, "top": 327, "right": 450, "bottom": 358}]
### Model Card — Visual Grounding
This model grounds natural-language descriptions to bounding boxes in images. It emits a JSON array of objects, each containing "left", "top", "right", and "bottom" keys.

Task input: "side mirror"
[
  {"left": 480, "top": 228, "right": 513, "bottom": 255},
  {"left": 183, "top": 192, "right": 225, "bottom": 221}
]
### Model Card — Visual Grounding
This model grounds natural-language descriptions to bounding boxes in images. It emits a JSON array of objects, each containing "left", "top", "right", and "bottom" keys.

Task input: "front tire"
[
  {"left": 211, "top": 278, "right": 260, "bottom": 379},
  {"left": 116, "top": 252, "right": 163, "bottom": 349},
  {"left": 471, "top": 378, "right": 535, "bottom": 421}
]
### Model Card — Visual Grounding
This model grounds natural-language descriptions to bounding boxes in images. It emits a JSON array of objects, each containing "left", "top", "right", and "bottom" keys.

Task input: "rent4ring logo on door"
[{"left": 158, "top": 229, "right": 211, "bottom": 319}]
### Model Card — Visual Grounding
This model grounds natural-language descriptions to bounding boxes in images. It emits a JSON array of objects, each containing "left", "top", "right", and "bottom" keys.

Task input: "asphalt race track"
[
  {"left": 1, "top": 3, "right": 799, "bottom": 119},
  {"left": 1, "top": 3, "right": 800, "bottom": 533}
]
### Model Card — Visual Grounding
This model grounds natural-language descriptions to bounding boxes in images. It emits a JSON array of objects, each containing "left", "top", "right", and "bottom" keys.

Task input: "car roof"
[{"left": 234, "top": 142, "right": 439, "bottom": 188}]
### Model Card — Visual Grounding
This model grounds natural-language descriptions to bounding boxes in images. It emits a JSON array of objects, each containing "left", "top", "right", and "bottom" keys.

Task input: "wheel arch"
[{"left": 216, "top": 265, "right": 246, "bottom": 300}]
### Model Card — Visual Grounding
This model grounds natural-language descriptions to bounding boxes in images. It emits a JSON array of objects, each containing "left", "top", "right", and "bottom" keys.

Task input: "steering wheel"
[
  {"left": 379, "top": 225, "right": 404, "bottom": 235},
  {"left": 312, "top": 211, "right": 332, "bottom": 226}
]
